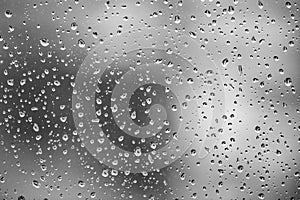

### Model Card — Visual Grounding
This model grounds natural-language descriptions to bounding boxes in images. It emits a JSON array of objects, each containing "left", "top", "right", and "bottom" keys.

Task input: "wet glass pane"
[{"left": 0, "top": 0, "right": 299, "bottom": 199}]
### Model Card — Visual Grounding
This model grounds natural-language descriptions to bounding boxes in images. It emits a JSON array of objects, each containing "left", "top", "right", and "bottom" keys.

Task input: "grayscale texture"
[{"left": 0, "top": 0, "right": 299, "bottom": 200}]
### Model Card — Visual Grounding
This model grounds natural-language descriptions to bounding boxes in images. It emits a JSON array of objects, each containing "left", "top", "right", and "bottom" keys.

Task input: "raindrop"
[
  {"left": 174, "top": 15, "right": 181, "bottom": 24},
  {"left": 7, "top": 79, "right": 14, "bottom": 86},
  {"left": 258, "top": 0, "right": 264, "bottom": 9},
  {"left": 131, "top": 111, "right": 137, "bottom": 119},
  {"left": 189, "top": 31, "right": 197, "bottom": 38},
  {"left": 33, "top": 123, "right": 40, "bottom": 132},
  {"left": 134, "top": 147, "right": 142, "bottom": 157},
  {"left": 255, "top": 126, "right": 261, "bottom": 133},
  {"left": 237, "top": 165, "right": 244, "bottom": 173},
  {"left": 238, "top": 65, "right": 243, "bottom": 75},
  {"left": 40, "top": 38, "right": 50, "bottom": 47},
  {"left": 228, "top": 5, "right": 235, "bottom": 14},
  {"left": 4, "top": 10, "right": 13, "bottom": 18},
  {"left": 285, "top": 1, "right": 292, "bottom": 9},
  {"left": 18, "top": 196, "right": 25, "bottom": 200},
  {"left": 35, "top": 135, "right": 42, "bottom": 141},
  {"left": 32, "top": 180, "right": 41, "bottom": 188},
  {"left": 204, "top": 9, "right": 211, "bottom": 17},
  {"left": 275, "top": 149, "right": 282, "bottom": 156},
  {"left": 62, "top": 134, "right": 69, "bottom": 141},
  {"left": 206, "top": 70, "right": 214, "bottom": 76},
  {"left": 221, "top": 58, "right": 229, "bottom": 67},
  {"left": 258, "top": 193, "right": 265, "bottom": 199},
  {"left": 78, "top": 180, "right": 85, "bottom": 188},
  {"left": 284, "top": 77, "right": 292, "bottom": 86},
  {"left": 78, "top": 39, "right": 85, "bottom": 48},
  {"left": 102, "top": 169, "right": 109, "bottom": 177},
  {"left": 187, "top": 78, "right": 194, "bottom": 84},
  {"left": 71, "top": 22, "right": 78, "bottom": 30}
]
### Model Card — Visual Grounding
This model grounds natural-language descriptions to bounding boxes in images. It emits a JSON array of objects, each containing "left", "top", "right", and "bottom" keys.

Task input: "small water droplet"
[
  {"left": 131, "top": 111, "right": 137, "bottom": 119},
  {"left": 4, "top": 10, "right": 13, "bottom": 18},
  {"left": 71, "top": 22, "right": 78, "bottom": 30},
  {"left": 238, "top": 65, "right": 243, "bottom": 75},
  {"left": 32, "top": 180, "right": 41, "bottom": 188},
  {"left": 284, "top": 77, "right": 292, "bottom": 86},
  {"left": 174, "top": 15, "right": 181, "bottom": 24},
  {"left": 102, "top": 169, "right": 109, "bottom": 177},
  {"left": 258, "top": 192, "right": 265, "bottom": 199},
  {"left": 33, "top": 123, "right": 40, "bottom": 132},
  {"left": 18, "top": 196, "right": 26, "bottom": 200},
  {"left": 221, "top": 58, "right": 229, "bottom": 67},
  {"left": 228, "top": 5, "right": 235, "bottom": 14},
  {"left": 134, "top": 147, "right": 142, "bottom": 157},
  {"left": 78, "top": 39, "right": 85, "bottom": 48},
  {"left": 40, "top": 38, "right": 49, "bottom": 47},
  {"left": 78, "top": 180, "right": 85, "bottom": 188},
  {"left": 258, "top": 0, "right": 264, "bottom": 9}
]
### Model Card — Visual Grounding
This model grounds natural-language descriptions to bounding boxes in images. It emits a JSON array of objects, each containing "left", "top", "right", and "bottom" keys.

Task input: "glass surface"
[{"left": 0, "top": 0, "right": 299, "bottom": 199}]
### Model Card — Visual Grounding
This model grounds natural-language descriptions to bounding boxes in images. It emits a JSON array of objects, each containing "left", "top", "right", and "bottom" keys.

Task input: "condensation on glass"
[{"left": 0, "top": 0, "right": 299, "bottom": 200}]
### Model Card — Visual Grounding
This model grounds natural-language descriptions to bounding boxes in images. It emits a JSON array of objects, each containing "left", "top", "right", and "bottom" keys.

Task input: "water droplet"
[
  {"left": 187, "top": 78, "right": 194, "bottom": 84},
  {"left": 78, "top": 39, "right": 85, "bottom": 48},
  {"left": 78, "top": 180, "right": 85, "bottom": 187},
  {"left": 62, "top": 134, "right": 69, "bottom": 141},
  {"left": 255, "top": 125, "right": 261, "bottom": 133},
  {"left": 131, "top": 111, "right": 137, "bottom": 119},
  {"left": 221, "top": 58, "right": 229, "bottom": 67},
  {"left": 189, "top": 31, "right": 197, "bottom": 38},
  {"left": 206, "top": 70, "right": 214, "bottom": 76},
  {"left": 174, "top": 15, "right": 181, "bottom": 24},
  {"left": 0, "top": 176, "right": 5, "bottom": 183},
  {"left": 228, "top": 5, "right": 235, "bottom": 14},
  {"left": 284, "top": 77, "right": 292, "bottom": 86},
  {"left": 102, "top": 169, "right": 109, "bottom": 177},
  {"left": 4, "top": 10, "right": 13, "bottom": 18},
  {"left": 7, "top": 79, "right": 14, "bottom": 86},
  {"left": 35, "top": 135, "right": 42, "bottom": 141},
  {"left": 258, "top": 192, "right": 265, "bottom": 199},
  {"left": 238, "top": 65, "right": 243, "bottom": 75},
  {"left": 40, "top": 38, "right": 49, "bottom": 47},
  {"left": 285, "top": 1, "right": 292, "bottom": 9},
  {"left": 275, "top": 149, "right": 282, "bottom": 156},
  {"left": 71, "top": 22, "right": 78, "bottom": 30},
  {"left": 111, "top": 104, "right": 118, "bottom": 113},
  {"left": 32, "top": 180, "right": 41, "bottom": 188},
  {"left": 18, "top": 196, "right": 26, "bottom": 200},
  {"left": 237, "top": 165, "right": 244, "bottom": 172},
  {"left": 134, "top": 147, "right": 142, "bottom": 157},
  {"left": 258, "top": 0, "right": 264, "bottom": 9},
  {"left": 33, "top": 123, "right": 40, "bottom": 132},
  {"left": 204, "top": 9, "right": 211, "bottom": 17}
]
